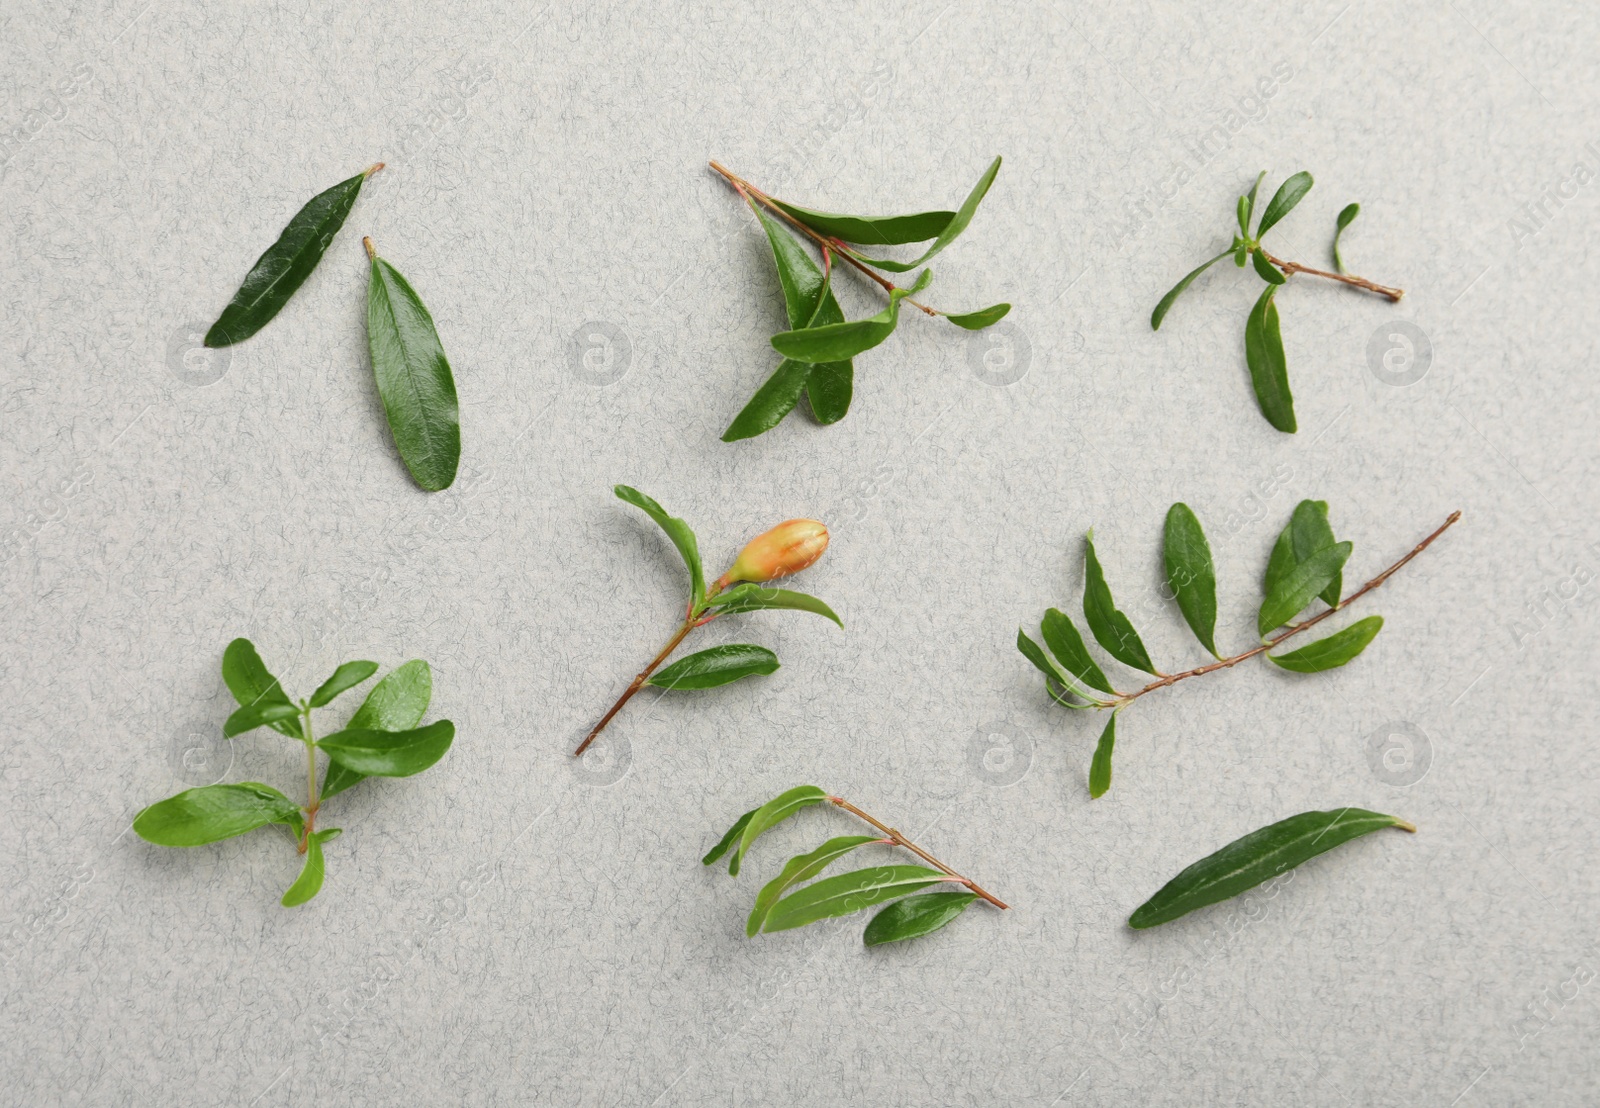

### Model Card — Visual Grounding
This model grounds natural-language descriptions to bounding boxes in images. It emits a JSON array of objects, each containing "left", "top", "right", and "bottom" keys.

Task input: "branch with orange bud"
[{"left": 574, "top": 487, "right": 842, "bottom": 756}]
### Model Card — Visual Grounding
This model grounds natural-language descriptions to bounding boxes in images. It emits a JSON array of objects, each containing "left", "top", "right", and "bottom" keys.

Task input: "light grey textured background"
[{"left": 2, "top": 1, "right": 1597, "bottom": 1104}]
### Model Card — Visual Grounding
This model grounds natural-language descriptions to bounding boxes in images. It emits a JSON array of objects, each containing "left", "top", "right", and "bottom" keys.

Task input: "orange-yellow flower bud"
[{"left": 714, "top": 519, "right": 829, "bottom": 591}]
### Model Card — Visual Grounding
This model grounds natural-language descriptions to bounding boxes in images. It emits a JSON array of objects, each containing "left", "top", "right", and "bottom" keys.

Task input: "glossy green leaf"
[
  {"left": 1242, "top": 171, "right": 1267, "bottom": 230},
  {"left": 840, "top": 156, "right": 1003, "bottom": 272},
  {"left": 747, "top": 835, "right": 883, "bottom": 936},
  {"left": 1289, "top": 500, "right": 1343, "bottom": 606},
  {"left": 1017, "top": 628, "right": 1076, "bottom": 700},
  {"left": 1163, "top": 503, "right": 1219, "bottom": 657},
  {"left": 729, "top": 785, "right": 827, "bottom": 877},
  {"left": 205, "top": 169, "right": 371, "bottom": 347},
  {"left": 1040, "top": 608, "right": 1114, "bottom": 695},
  {"left": 770, "top": 271, "right": 933, "bottom": 363},
  {"left": 706, "top": 584, "right": 842, "bottom": 627},
  {"left": 321, "top": 660, "right": 432, "bottom": 800},
  {"left": 751, "top": 202, "right": 831, "bottom": 330},
  {"left": 309, "top": 660, "right": 378, "bottom": 709},
  {"left": 944, "top": 303, "right": 1011, "bottom": 330},
  {"left": 769, "top": 202, "right": 953, "bottom": 247},
  {"left": 366, "top": 247, "right": 461, "bottom": 491},
  {"left": 1233, "top": 239, "right": 1248, "bottom": 267},
  {"left": 1082, "top": 534, "right": 1158, "bottom": 675},
  {"left": 1268, "top": 615, "right": 1383, "bottom": 673},
  {"left": 723, "top": 359, "right": 813, "bottom": 442},
  {"left": 1151, "top": 249, "right": 1232, "bottom": 330},
  {"left": 1263, "top": 524, "right": 1297, "bottom": 601},
  {"left": 762, "top": 865, "right": 949, "bottom": 933},
  {"left": 614, "top": 486, "right": 705, "bottom": 609},
  {"left": 804, "top": 360, "right": 853, "bottom": 425},
  {"left": 1128, "top": 807, "right": 1414, "bottom": 928},
  {"left": 648, "top": 644, "right": 779, "bottom": 690},
  {"left": 1258, "top": 541, "right": 1353, "bottom": 636},
  {"left": 281, "top": 828, "right": 340, "bottom": 907},
  {"left": 1236, "top": 195, "right": 1251, "bottom": 238},
  {"left": 1245, "top": 284, "right": 1296, "bottom": 433},
  {"left": 318, "top": 720, "right": 454, "bottom": 778},
  {"left": 1088, "top": 711, "right": 1118, "bottom": 799},
  {"left": 222, "top": 700, "right": 303, "bottom": 739},
  {"left": 1333, "top": 202, "right": 1360, "bottom": 273},
  {"left": 133, "top": 783, "right": 303, "bottom": 847},
  {"left": 221, "top": 637, "right": 301, "bottom": 740},
  {"left": 703, "top": 808, "right": 757, "bottom": 866},
  {"left": 1255, "top": 171, "right": 1314, "bottom": 238},
  {"left": 863, "top": 890, "right": 978, "bottom": 946},
  {"left": 1251, "top": 248, "right": 1286, "bottom": 285}
]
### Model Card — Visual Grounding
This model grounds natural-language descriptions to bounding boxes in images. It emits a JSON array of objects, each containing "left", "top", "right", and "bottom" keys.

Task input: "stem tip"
[{"left": 363, "top": 236, "right": 376, "bottom": 260}]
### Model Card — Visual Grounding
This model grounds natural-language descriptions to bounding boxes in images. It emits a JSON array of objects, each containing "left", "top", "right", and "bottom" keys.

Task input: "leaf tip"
[
  {"left": 1395, "top": 819, "right": 1417, "bottom": 833},
  {"left": 364, "top": 162, "right": 385, "bottom": 179}
]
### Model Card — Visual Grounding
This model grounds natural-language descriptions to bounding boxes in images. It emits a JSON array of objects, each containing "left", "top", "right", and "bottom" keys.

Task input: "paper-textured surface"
[{"left": 3, "top": 1, "right": 1597, "bottom": 1104}]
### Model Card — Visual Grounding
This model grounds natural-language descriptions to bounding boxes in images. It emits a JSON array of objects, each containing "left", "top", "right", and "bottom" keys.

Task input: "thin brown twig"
[
  {"left": 828, "top": 796, "right": 1009, "bottom": 910},
  {"left": 1257, "top": 246, "right": 1403, "bottom": 301},
  {"left": 574, "top": 619, "right": 696, "bottom": 756}
]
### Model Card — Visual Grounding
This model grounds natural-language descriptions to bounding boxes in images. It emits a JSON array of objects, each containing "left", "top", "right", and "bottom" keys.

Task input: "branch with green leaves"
[
  {"left": 575, "top": 487, "right": 842, "bottom": 756},
  {"left": 1018, "top": 501, "right": 1460, "bottom": 798},
  {"left": 1151, "top": 171, "right": 1402, "bottom": 433},
  {"left": 133, "top": 638, "right": 453, "bottom": 907},
  {"left": 710, "top": 158, "right": 1010, "bottom": 441},
  {"left": 703, "top": 786, "right": 1007, "bottom": 945}
]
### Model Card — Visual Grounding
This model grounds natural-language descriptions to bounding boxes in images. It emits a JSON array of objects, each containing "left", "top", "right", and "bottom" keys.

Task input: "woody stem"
[
  {"left": 828, "top": 796, "right": 1008, "bottom": 910},
  {"left": 1256, "top": 246, "right": 1404, "bottom": 301},
  {"left": 574, "top": 619, "right": 696, "bottom": 756}
]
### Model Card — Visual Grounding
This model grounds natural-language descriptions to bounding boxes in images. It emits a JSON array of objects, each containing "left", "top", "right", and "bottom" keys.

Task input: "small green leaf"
[
  {"left": 222, "top": 701, "right": 303, "bottom": 739},
  {"left": 722, "top": 359, "right": 813, "bottom": 442},
  {"left": 751, "top": 202, "right": 831, "bottom": 330},
  {"left": 729, "top": 785, "right": 827, "bottom": 877},
  {"left": 133, "top": 783, "right": 303, "bottom": 847},
  {"left": 1333, "top": 202, "right": 1360, "bottom": 273},
  {"left": 762, "top": 865, "right": 949, "bottom": 933},
  {"left": 205, "top": 169, "right": 371, "bottom": 347},
  {"left": 1268, "top": 615, "right": 1383, "bottom": 673},
  {"left": 281, "top": 828, "right": 340, "bottom": 907},
  {"left": 840, "top": 156, "right": 1003, "bottom": 272},
  {"left": 1263, "top": 523, "right": 1297, "bottom": 601},
  {"left": 318, "top": 720, "right": 454, "bottom": 778},
  {"left": 365, "top": 246, "right": 461, "bottom": 491},
  {"left": 770, "top": 271, "right": 932, "bottom": 363},
  {"left": 309, "top": 660, "right": 379, "bottom": 709},
  {"left": 647, "top": 644, "right": 779, "bottom": 690},
  {"left": 863, "top": 890, "right": 978, "bottom": 946},
  {"left": 1289, "top": 500, "right": 1343, "bottom": 606},
  {"left": 1163, "top": 503, "right": 1219, "bottom": 657},
  {"left": 1082, "top": 534, "right": 1158, "bottom": 675},
  {"left": 1258, "top": 541, "right": 1353, "bottom": 636},
  {"left": 1236, "top": 195, "right": 1250, "bottom": 238},
  {"left": 322, "top": 660, "right": 432, "bottom": 801},
  {"left": 944, "top": 303, "right": 1011, "bottom": 330},
  {"left": 614, "top": 486, "right": 705, "bottom": 610},
  {"left": 1254, "top": 171, "right": 1314, "bottom": 238},
  {"left": 747, "top": 835, "right": 883, "bottom": 936},
  {"left": 1242, "top": 171, "right": 1267, "bottom": 230},
  {"left": 804, "top": 359, "right": 853, "bottom": 425},
  {"left": 707, "top": 584, "right": 842, "bottom": 627},
  {"left": 1128, "top": 807, "right": 1414, "bottom": 928},
  {"left": 1017, "top": 628, "right": 1073, "bottom": 691},
  {"left": 1151, "top": 249, "right": 1232, "bottom": 330},
  {"left": 1040, "top": 609, "right": 1114, "bottom": 695},
  {"left": 1233, "top": 239, "right": 1248, "bottom": 267},
  {"left": 703, "top": 809, "right": 757, "bottom": 866},
  {"left": 769, "top": 203, "right": 954, "bottom": 247},
  {"left": 1088, "top": 711, "right": 1118, "bottom": 799},
  {"left": 1251, "top": 248, "right": 1286, "bottom": 285},
  {"left": 221, "top": 637, "right": 301, "bottom": 740},
  {"left": 1245, "top": 284, "right": 1295, "bottom": 433}
]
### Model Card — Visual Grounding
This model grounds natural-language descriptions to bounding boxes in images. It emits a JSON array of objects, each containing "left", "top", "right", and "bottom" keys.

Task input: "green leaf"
[
  {"left": 281, "top": 828, "right": 340, "bottom": 907},
  {"left": 221, "top": 637, "right": 301, "bottom": 740},
  {"left": 222, "top": 700, "right": 303, "bottom": 739},
  {"left": 729, "top": 785, "right": 827, "bottom": 877},
  {"left": 706, "top": 584, "right": 843, "bottom": 627},
  {"left": 133, "top": 783, "right": 303, "bottom": 847},
  {"left": 365, "top": 247, "right": 461, "bottom": 492},
  {"left": 613, "top": 486, "right": 705, "bottom": 610},
  {"left": 722, "top": 359, "right": 813, "bottom": 442},
  {"left": 1088, "top": 710, "right": 1118, "bottom": 799},
  {"left": 770, "top": 271, "right": 933, "bottom": 364},
  {"left": 1233, "top": 239, "right": 1248, "bottom": 267},
  {"left": 1242, "top": 171, "right": 1267, "bottom": 231},
  {"left": 762, "top": 865, "right": 949, "bottom": 933},
  {"left": 1268, "top": 615, "right": 1383, "bottom": 673},
  {"left": 1082, "top": 534, "right": 1158, "bottom": 675},
  {"left": 804, "top": 360, "right": 853, "bottom": 425},
  {"left": 1251, "top": 248, "right": 1286, "bottom": 285},
  {"left": 839, "top": 156, "right": 1003, "bottom": 272},
  {"left": 309, "top": 660, "right": 378, "bottom": 709},
  {"left": 747, "top": 835, "right": 883, "bottom": 936},
  {"left": 1236, "top": 195, "right": 1250, "bottom": 238},
  {"left": 1151, "top": 249, "right": 1232, "bottom": 330},
  {"left": 703, "top": 808, "right": 757, "bottom": 866},
  {"left": 1333, "top": 202, "right": 1360, "bottom": 273},
  {"left": 647, "top": 644, "right": 779, "bottom": 690},
  {"left": 751, "top": 202, "right": 831, "bottom": 330},
  {"left": 322, "top": 660, "right": 432, "bottom": 800},
  {"left": 1017, "top": 628, "right": 1073, "bottom": 691},
  {"left": 863, "top": 890, "right": 978, "bottom": 946},
  {"left": 1040, "top": 609, "right": 1114, "bottom": 695},
  {"left": 318, "top": 720, "right": 454, "bottom": 778},
  {"left": 1289, "top": 500, "right": 1343, "bottom": 606},
  {"left": 1254, "top": 171, "right": 1314, "bottom": 238},
  {"left": 1258, "top": 541, "right": 1353, "bottom": 636},
  {"left": 769, "top": 203, "right": 954, "bottom": 248},
  {"left": 205, "top": 169, "right": 370, "bottom": 347},
  {"left": 1163, "top": 503, "right": 1219, "bottom": 657},
  {"left": 1128, "top": 807, "right": 1414, "bottom": 928},
  {"left": 944, "top": 303, "right": 1011, "bottom": 330},
  {"left": 1245, "top": 284, "right": 1295, "bottom": 433},
  {"left": 1263, "top": 523, "right": 1297, "bottom": 601}
]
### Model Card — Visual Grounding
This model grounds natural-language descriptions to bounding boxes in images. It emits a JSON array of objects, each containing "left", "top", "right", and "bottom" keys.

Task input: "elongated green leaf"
[
  {"left": 1255, "top": 171, "right": 1314, "bottom": 238},
  {"left": 281, "top": 828, "right": 340, "bottom": 907},
  {"left": 1268, "top": 615, "right": 1383, "bottom": 673},
  {"left": 1018, "top": 628, "right": 1073, "bottom": 691},
  {"left": 1333, "top": 202, "right": 1360, "bottom": 273},
  {"left": 205, "top": 169, "right": 372, "bottom": 347},
  {"left": 1289, "top": 500, "right": 1343, "bottom": 606},
  {"left": 762, "top": 865, "right": 949, "bottom": 933},
  {"left": 703, "top": 808, "right": 757, "bottom": 865},
  {"left": 133, "top": 783, "right": 303, "bottom": 847},
  {"left": 841, "top": 156, "right": 1003, "bottom": 272},
  {"left": 1163, "top": 503, "right": 1219, "bottom": 657},
  {"left": 769, "top": 202, "right": 953, "bottom": 247},
  {"left": 366, "top": 246, "right": 461, "bottom": 491},
  {"left": 614, "top": 486, "right": 705, "bottom": 609},
  {"left": 1082, "top": 534, "right": 1158, "bottom": 674},
  {"left": 864, "top": 890, "right": 978, "bottom": 946},
  {"left": 223, "top": 701, "right": 303, "bottom": 739},
  {"left": 1242, "top": 171, "right": 1267, "bottom": 230},
  {"left": 318, "top": 720, "right": 454, "bottom": 778},
  {"left": 730, "top": 785, "right": 827, "bottom": 876},
  {"left": 322, "top": 660, "right": 432, "bottom": 800},
  {"left": 309, "top": 660, "right": 378, "bottom": 708},
  {"left": 1263, "top": 523, "right": 1297, "bottom": 601},
  {"left": 747, "top": 835, "right": 883, "bottom": 936},
  {"left": 752, "top": 202, "right": 830, "bottom": 330},
  {"left": 1245, "top": 284, "right": 1295, "bottom": 433},
  {"left": 648, "top": 644, "right": 779, "bottom": 690},
  {"left": 1151, "top": 249, "right": 1232, "bottom": 330},
  {"left": 221, "top": 637, "right": 300, "bottom": 740},
  {"left": 1251, "top": 248, "right": 1286, "bottom": 285},
  {"left": 1129, "top": 807, "right": 1414, "bottom": 928},
  {"left": 1088, "top": 711, "right": 1118, "bottom": 798},
  {"left": 770, "top": 271, "right": 932, "bottom": 363},
  {"left": 944, "top": 303, "right": 1011, "bottom": 330},
  {"left": 706, "top": 584, "right": 843, "bottom": 627},
  {"left": 1040, "top": 609, "right": 1114, "bottom": 695},
  {"left": 723, "top": 359, "right": 813, "bottom": 442},
  {"left": 1236, "top": 195, "right": 1250, "bottom": 238},
  {"left": 1258, "top": 541, "right": 1353, "bottom": 636}
]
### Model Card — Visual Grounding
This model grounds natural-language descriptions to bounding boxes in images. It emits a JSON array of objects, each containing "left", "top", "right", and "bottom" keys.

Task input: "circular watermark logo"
[
  {"left": 966, "top": 320, "right": 1032, "bottom": 387},
  {"left": 966, "top": 721, "right": 1034, "bottom": 787},
  {"left": 570, "top": 732, "right": 632, "bottom": 787},
  {"left": 567, "top": 321, "right": 632, "bottom": 387},
  {"left": 167, "top": 717, "right": 234, "bottom": 786},
  {"left": 166, "top": 321, "right": 232, "bottom": 387},
  {"left": 1365, "top": 321, "right": 1431, "bottom": 387},
  {"left": 1365, "top": 720, "right": 1432, "bottom": 787}
]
